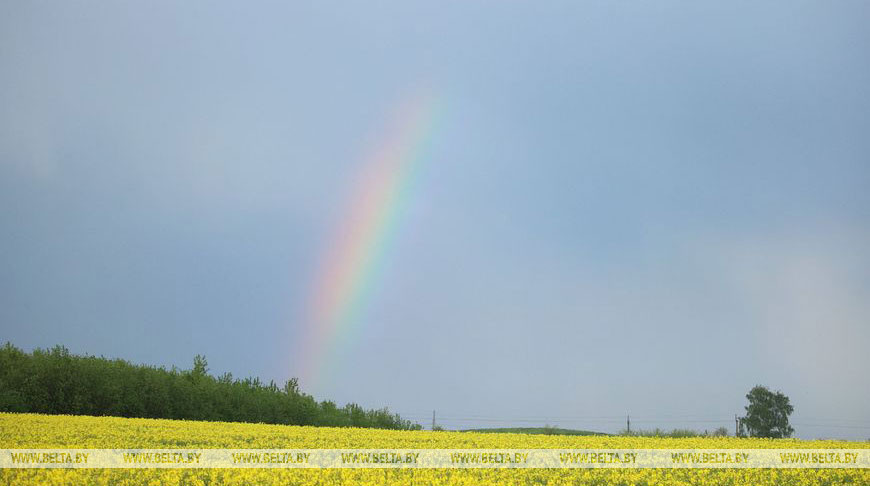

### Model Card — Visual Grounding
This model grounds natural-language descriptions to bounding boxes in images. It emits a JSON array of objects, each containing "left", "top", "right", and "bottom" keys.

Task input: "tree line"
[{"left": 0, "top": 343, "right": 421, "bottom": 430}]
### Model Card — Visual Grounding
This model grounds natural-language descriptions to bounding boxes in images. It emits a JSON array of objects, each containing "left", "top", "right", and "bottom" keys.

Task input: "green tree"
[
  {"left": 0, "top": 342, "right": 419, "bottom": 430},
  {"left": 192, "top": 354, "right": 209, "bottom": 377},
  {"left": 741, "top": 385, "right": 794, "bottom": 438}
]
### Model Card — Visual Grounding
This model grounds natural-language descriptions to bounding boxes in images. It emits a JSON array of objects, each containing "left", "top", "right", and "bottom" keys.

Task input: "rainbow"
[{"left": 295, "top": 90, "right": 442, "bottom": 391}]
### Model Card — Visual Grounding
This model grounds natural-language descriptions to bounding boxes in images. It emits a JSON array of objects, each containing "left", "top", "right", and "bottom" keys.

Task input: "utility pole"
[
  {"left": 432, "top": 410, "right": 436, "bottom": 431},
  {"left": 627, "top": 415, "right": 630, "bottom": 435},
  {"left": 735, "top": 414, "right": 739, "bottom": 437}
]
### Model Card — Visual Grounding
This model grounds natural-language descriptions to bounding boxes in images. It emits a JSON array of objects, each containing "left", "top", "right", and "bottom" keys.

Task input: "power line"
[
  {"left": 399, "top": 416, "right": 733, "bottom": 424},
  {"left": 792, "top": 423, "right": 870, "bottom": 430},
  {"left": 396, "top": 412, "right": 743, "bottom": 420},
  {"left": 394, "top": 412, "right": 870, "bottom": 431}
]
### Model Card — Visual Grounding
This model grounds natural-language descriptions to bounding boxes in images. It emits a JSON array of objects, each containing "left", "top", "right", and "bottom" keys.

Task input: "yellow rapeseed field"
[{"left": 1, "top": 413, "right": 867, "bottom": 485}]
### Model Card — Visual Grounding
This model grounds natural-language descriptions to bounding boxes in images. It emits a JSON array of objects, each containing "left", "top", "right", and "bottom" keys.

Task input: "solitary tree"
[{"left": 741, "top": 385, "right": 794, "bottom": 438}]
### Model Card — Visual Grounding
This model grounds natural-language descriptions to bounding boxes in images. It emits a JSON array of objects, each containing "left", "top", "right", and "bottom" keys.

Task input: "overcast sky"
[{"left": 2, "top": 1, "right": 869, "bottom": 439}]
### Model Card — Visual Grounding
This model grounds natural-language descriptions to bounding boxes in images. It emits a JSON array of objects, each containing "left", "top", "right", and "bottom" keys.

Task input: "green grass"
[
  {"left": 620, "top": 427, "right": 731, "bottom": 438},
  {"left": 461, "top": 427, "right": 607, "bottom": 436}
]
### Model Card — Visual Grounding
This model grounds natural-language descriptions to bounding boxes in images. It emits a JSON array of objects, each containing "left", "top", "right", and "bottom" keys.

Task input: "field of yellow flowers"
[{"left": 1, "top": 413, "right": 867, "bottom": 485}]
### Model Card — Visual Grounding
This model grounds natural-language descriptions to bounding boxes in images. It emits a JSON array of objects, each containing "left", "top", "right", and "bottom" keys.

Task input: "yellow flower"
[{"left": 1, "top": 413, "right": 867, "bottom": 486}]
